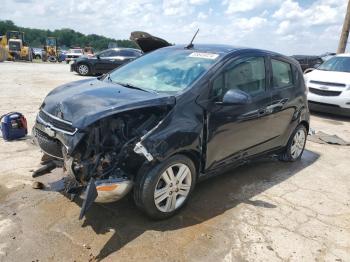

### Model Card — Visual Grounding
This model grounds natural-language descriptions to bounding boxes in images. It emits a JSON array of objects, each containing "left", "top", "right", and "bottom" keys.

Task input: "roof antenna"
[{"left": 186, "top": 29, "right": 199, "bottom": 49}]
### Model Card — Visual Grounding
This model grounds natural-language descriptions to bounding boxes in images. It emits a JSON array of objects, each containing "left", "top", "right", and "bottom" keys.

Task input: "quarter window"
[
  {"left": 271, "top": 59, "right": 293, "bottom": 88},
  {"left": 212, "top": 57, "right": 266, "bottom": 100}
]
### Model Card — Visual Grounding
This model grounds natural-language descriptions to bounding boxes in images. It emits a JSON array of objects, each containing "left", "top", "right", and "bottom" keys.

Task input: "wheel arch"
[
  {"left": 170, "top": 150, "right": 201, "bottom": 178},
  {"left": 299, "top": 120, "right": 309, "bottom": 133}
]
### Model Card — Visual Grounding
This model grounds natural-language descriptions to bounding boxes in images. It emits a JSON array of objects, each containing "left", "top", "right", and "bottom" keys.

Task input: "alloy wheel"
[
  {"left": 291, "top": 129, "right": 306, "bottom": 159},
  {"left": 78, "top": 64, "right": 89, "bottom": 75},
  {"left": 154, "top": 163, "right": 192, "bottom": 212}
]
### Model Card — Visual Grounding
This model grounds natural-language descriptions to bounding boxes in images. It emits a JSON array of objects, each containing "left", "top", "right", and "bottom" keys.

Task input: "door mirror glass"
[{"left": 221, "top": 89, "right": 251, "bottom": 105}]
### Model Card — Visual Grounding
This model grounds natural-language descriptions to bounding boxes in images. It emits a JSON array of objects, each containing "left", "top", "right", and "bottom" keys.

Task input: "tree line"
[{"left": 0, "top": 20, "right": 138, "bottom": 51}]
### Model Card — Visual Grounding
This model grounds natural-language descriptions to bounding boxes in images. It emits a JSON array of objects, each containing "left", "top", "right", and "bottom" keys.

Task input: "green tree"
[{"left": 0, "top": 20, "right": 138, "bottom": 51}]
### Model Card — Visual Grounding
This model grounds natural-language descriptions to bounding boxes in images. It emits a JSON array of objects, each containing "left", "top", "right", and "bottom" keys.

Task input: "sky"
[{"left": 0, "top": 0, "right": 348, "bottom": 55}]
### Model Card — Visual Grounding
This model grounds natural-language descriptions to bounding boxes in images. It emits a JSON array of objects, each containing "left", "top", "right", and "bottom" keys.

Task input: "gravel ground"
[{"left": 0, "top": 62, "right": 349, "bottom": 262}]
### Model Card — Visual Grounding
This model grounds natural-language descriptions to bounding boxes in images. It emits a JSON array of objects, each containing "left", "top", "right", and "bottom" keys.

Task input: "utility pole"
[{"left": 338, "top": 0, "right": 350, "bottom": 54}]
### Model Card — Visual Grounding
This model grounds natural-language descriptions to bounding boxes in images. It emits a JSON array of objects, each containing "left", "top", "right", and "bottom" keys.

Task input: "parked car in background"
[
  {"left": 32, "top": 47, "right": 42, "bottom": 59},
  {"left": 65, "top": 48, "right": 84, "bottom": 64},
  {"left": 320, "top": 52, "right": 336, "bottom": 62},
  {"left": 70, "top": 48, "right": 142, "bottom": 76},
  {"left": 291, "top": 55, "right": 324, "bottom": 72},
  {"left": 34, "top": 41, "right": 309, "bottom": 220},
  {"left": 305, "top": 54, "right": 350, "bottom": 116}
]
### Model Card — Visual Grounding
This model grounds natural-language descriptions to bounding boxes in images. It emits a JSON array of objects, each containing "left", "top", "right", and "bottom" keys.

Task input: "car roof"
[
  {"left": 107, "top": 48, "right": 142, "bottom": 52},
  {"left": 162, "top": 44, "right": 296, "bottom": 65},
  {"left": 291, "top": 55, "right": 322, "bottom": 59}
]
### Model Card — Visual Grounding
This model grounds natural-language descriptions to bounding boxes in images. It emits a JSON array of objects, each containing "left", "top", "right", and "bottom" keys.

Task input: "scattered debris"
[
  {"left": 83, "top": 244, "right": 91, "bottom": 250},
  {"left": 266, "top": 245, "right": 274, "bottom": 251},
  {"left": 32, "top": 161, "right": 56, "bottom": 178},
  {"left": 32, "top": 181, "right": 44, "bottom": 189},
  {"left": 308, "top": 131, "right": 350, "bottom": 146}
]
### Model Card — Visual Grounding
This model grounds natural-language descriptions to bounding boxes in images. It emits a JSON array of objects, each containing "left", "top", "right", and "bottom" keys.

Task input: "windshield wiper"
[{"left": 115, "top": 82, "right": 156, "bottom": 93}]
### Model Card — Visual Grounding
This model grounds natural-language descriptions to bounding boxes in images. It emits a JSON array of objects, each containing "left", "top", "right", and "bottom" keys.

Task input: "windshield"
[
  {"left": 108, "top": 48, "right": 221, "bottom": 93},
  {"left": 318, "top": 56, "right": 350, "bottom": 72},
  {"left": 70, "top": 49, "right": 82, "bottom": 54}
]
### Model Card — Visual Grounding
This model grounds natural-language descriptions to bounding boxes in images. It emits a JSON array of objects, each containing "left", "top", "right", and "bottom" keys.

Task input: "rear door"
[
  {"left": 266, "top": 57, "right": 300, "bottom": 147},
  {"left": 205, "top": 54, "right": 273, "bottom": 171}
]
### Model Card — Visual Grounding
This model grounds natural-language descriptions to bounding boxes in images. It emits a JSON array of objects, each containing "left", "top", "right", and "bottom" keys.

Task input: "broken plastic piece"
[
  {"left": 308, "top": 131, "right": 350, "bottom": 146},
  {"left": 134, "top": 142, "right": 154, "bottom": 161},
  {"left": 32, "top": 161, "right": 57, "bottom": 178},
  {"left": 79, "top": 178, "right": 97, "bottom": 220}
]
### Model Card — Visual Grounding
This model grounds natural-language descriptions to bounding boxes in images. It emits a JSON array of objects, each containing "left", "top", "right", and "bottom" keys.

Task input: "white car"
[
  {"left": 65, "top": 48, "right": 84, "bottom": 64},
  {"left": 305, "top": 54, "right": 350, "bottom": 116}
]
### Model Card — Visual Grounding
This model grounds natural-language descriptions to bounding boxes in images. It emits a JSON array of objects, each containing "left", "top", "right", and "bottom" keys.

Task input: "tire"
[
  {"left": 278, "top": 124, "right": 307, "bottom": 162},
  {"left": 77, "top": 63, "right": 90, "bottom": 76},
  {"left": 134, "top": 154, "right": 196, "bottom": 219},
  {"left": 48, "top": 56, "right": 57, "bottom": 63},
  {"left": 35, "top": 55, "right": 41, "bottom": 60}
]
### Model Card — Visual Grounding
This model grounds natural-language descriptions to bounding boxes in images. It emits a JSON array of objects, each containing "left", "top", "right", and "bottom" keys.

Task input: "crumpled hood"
[
  {"left": 41, "top": 78, "right": 176, "bottom": 129},
  {"left": 306, "top": 69, "right": 350, "bottom": 85}
]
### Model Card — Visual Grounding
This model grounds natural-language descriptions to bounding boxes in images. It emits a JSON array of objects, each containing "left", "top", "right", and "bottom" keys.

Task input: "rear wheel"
[
  {"left": 134, "top": 154, "right": 196, "bottom": 219},
  {"left": 77, "top": 63, "right": 90, "bottom": 76},
  {"left": 278, "top": 124, "right": 307, "bottom": 162}
]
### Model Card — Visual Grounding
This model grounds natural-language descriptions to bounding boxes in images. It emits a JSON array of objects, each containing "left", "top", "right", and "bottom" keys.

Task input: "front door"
[
  {"left": 205, "top": 55, "right": 273, "bottom": 171},
  {"left": 95, "top": 50, "right": 119, "bottom": 72}
]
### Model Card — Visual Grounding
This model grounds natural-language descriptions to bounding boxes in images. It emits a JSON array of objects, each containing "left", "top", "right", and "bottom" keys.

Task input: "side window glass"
[
  {"left": 110, "top": 51, "right": 120, "bottom": 56},
  {"left": 212, "top": 74, "right": 224, "bottom": 99},
  {"left": 99, "top": 51, "right": 110, "bottom": 58},
  {"left": 226, "top": 57, "right": 266, "bottom": 96},
  {"left": 212, "top": 56, "right": 266, "bottom": 101},
  {"left": 271, "top": 59, "right": 293, "bottom": 88}
]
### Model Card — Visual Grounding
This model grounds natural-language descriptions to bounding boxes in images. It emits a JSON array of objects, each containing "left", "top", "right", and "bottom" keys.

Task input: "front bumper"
[
  {"left": 307, "top": 81, "right": 350, "bottom": 116},
  {"left": 70, "top": 63, "right": 77, "bottom": 72},
  {"left": 33, "top": 111, "right": 84, "bottom": 157},
  {"left": 308, "top": 101, "right": 350, "bottom": 117}
]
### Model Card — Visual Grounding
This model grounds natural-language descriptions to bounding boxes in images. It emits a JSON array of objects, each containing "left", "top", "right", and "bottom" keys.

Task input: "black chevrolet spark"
[{"left": 34, "top": 39, "right": 309, "bottom": 220}]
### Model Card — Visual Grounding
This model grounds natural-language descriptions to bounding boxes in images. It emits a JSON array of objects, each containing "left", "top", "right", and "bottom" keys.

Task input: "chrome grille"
[
  {"left": 38, "top": 110, "right": 76, "bottom": 134},
  {"left": 309, "top": 80, "right": 346, "bottom": 87},
  {"left": 309, "top": 88, "right": 342, "bottom": 97}
]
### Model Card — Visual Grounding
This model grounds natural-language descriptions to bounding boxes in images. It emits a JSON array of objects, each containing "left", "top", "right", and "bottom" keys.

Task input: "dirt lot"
[{"left": 0, "top": 62, "right": 349, "bottom": 262}]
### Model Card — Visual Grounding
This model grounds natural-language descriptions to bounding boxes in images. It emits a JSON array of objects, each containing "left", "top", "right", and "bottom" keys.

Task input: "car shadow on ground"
[{"left": 79, "top": 150, "right": 319, "bottom": 261}]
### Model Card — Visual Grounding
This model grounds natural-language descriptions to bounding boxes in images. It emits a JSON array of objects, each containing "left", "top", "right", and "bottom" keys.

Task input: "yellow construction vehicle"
[
  {"left": 0, "top": 35, "right": 8, "bottom": 62},
  {"left": 42, "top": 37, "right": 59, "bottom": 62},
  {"left": 0, "top": 31, "right": 32, "bottom": 62}
]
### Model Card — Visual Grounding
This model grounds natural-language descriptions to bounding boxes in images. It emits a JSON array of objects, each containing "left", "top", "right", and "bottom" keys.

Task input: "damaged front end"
[{"left": 34, "top": 105, "right": 172, "bottom": 219}]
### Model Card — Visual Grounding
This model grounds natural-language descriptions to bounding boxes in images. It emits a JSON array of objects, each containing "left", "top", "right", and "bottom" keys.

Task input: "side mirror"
[
  {"left": 97, "top": 74, "right": 106, "bottom": 80},
  {"left": 220, "top": 89, "right": 251, "bottom": 105},
  {"left": 96, "top": 54, "right": 100, "bottom": 59}
]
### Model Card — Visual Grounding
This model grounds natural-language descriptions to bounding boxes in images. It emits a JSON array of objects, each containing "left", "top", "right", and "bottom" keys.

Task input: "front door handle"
[{"left": 266, "top": 98, "right": 289, "bottom": 112}]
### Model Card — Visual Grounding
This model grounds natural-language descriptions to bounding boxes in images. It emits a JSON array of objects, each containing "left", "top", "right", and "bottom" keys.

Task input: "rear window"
[{"left": 271, "top": 59, "right": 293, "bottom": 88}]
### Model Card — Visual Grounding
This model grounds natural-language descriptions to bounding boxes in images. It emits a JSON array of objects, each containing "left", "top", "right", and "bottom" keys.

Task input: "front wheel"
[
  {"left": 278, "top": 124, "right": 307, "bottom": 162},
  {"left": 134, "top": 154, "right": 196, "bottom": 219}
]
